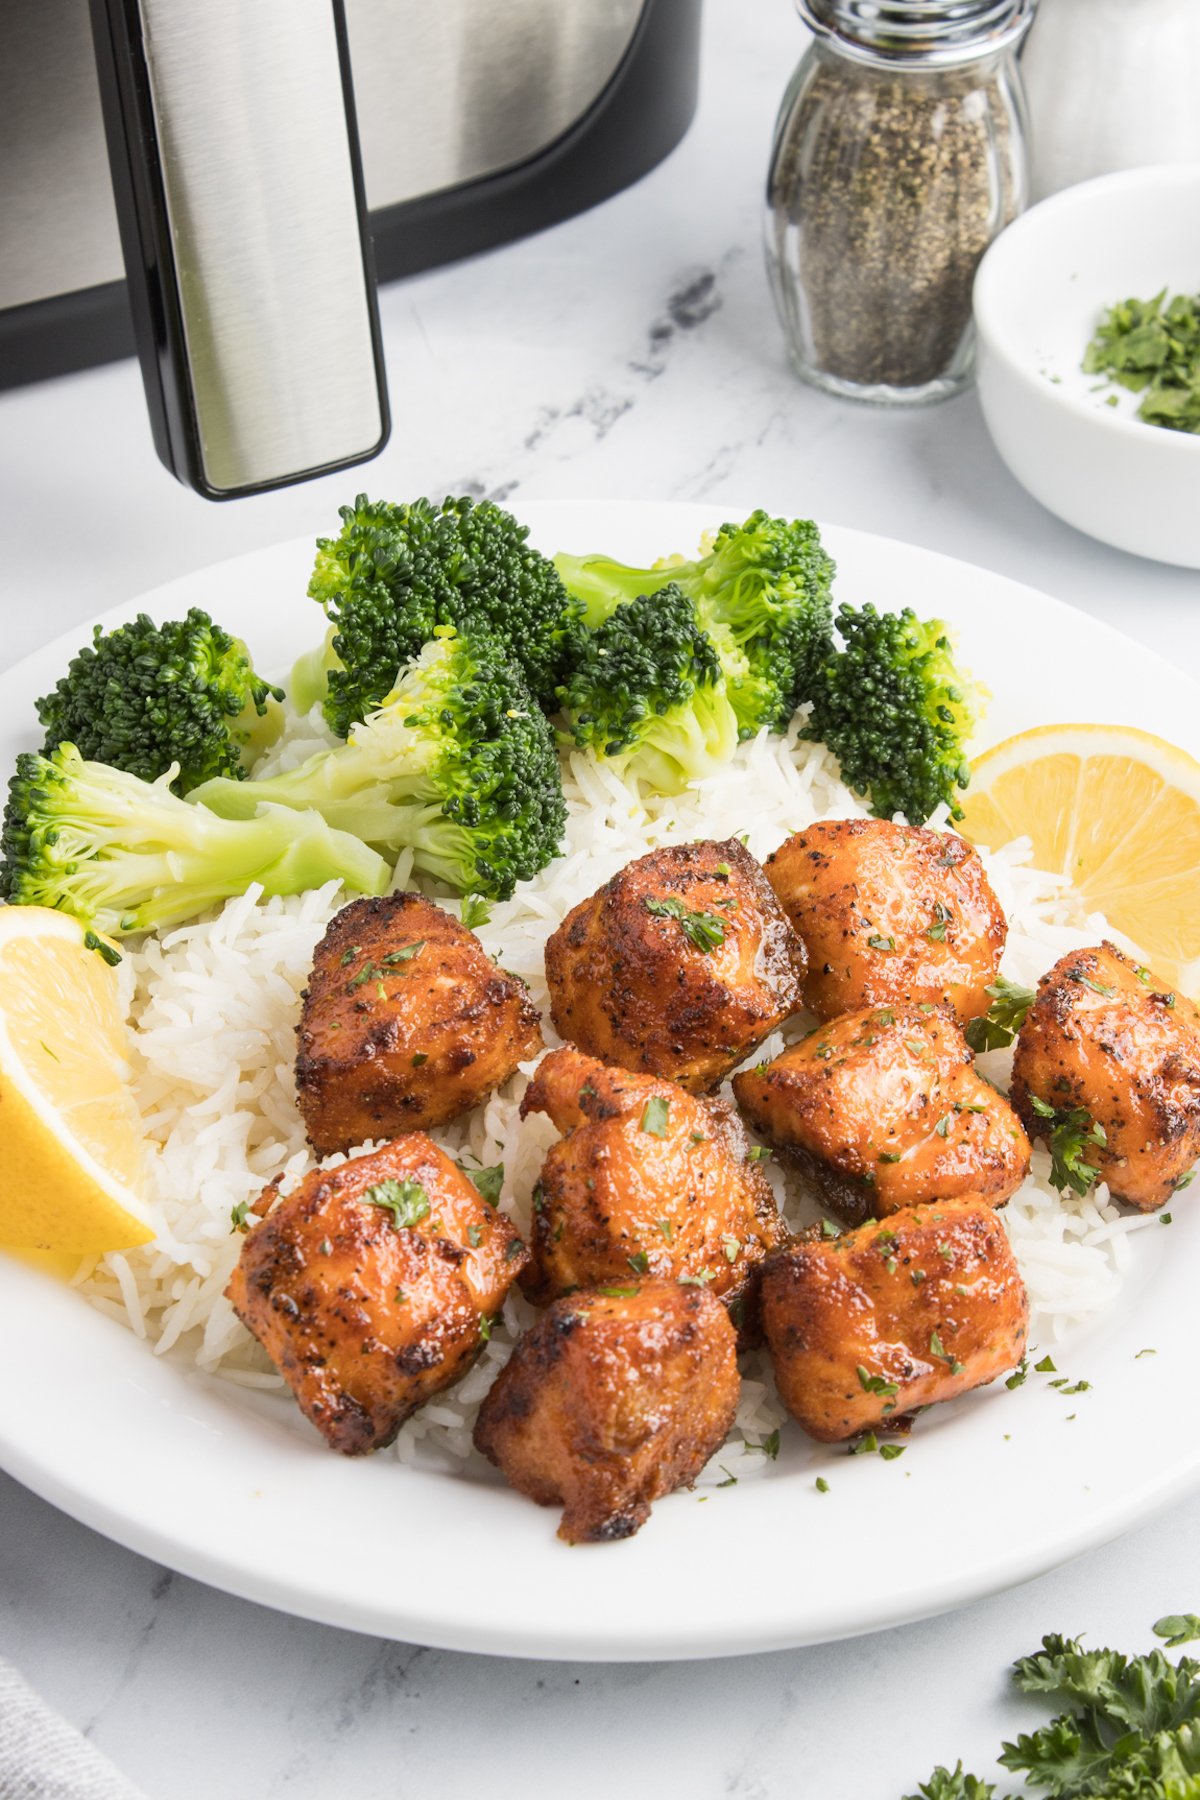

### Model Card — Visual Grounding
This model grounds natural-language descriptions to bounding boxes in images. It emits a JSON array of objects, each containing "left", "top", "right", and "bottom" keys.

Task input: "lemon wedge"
[
  {"left": 0, "top": 905, "right": 154, "bottom": 1253},
  {"left": 956, "top": 723, "right": 1200, "bottom": 997}
]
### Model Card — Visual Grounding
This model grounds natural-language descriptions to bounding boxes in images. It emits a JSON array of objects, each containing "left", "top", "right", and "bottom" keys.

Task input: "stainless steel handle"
[{"left": 89, "top": 0, "right": 389, "bottom": 498}]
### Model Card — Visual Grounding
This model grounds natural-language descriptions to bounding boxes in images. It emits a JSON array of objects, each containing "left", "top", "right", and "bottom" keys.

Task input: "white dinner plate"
[{"left": 0, "top": 500, "right": 1197, "bottom": 1662}]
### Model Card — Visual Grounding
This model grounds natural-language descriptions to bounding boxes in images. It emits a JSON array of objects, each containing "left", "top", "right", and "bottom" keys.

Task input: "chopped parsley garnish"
[
  {"left": 1136, "top": 1347, "right": 1157, "bottom": 1358},
  {"left": 504, "top": 1237, "right": 524, "bottom": 1262},
  {"left": 478, "top": 1314, "right": 493, "bottom": 1341},
  {"left": 467, "top": 1225, "right": 483, "bottom": 1248},
  {"left": 644, "top": 895, "right": 726, "bottom": 952},
  {"left": 83, "top": 928, "right": 122, "bottom": 967},
  {"left": 364, "top": 1178, "right": 430, "bottom": 1230},
  {"left": 411, "top": 1052, "right": 428, "bottom": 1067},
  {"left": 1068, "top": 968, "right": 1115, "bottom": 997},
  {"left": 927, "top": 902, "right": 952, "bottom": 943},
  {"left": 1028, "top": 1096, "right": 1107, "bottom": 1197},
  {"left": 815, "top": 1476, "right": 830, "bottom": 1494},
  {"left": 382, "top": 941, "right": 425, "bottom": 965},
  {"left": 597, "top": 1284, "right": 640, "bottom": 1298},
  {"left": 874, "top": 1009, "right": 895, "bottom": 1026},
  {"left": 678, "top": 1270, "right": 715, "bottom": 1287},
  {"left": 340, "top": 944, "right": 362, "bottom": 965},
  {"left": 230, "top": 1200, "right": 252, "bottom": 1234},
  {"left": 1084, "top": 286, "right": 1200, "bottom": 433},
  {"left": 878, "top": 1443, "right": 906, "bottom": 1461},
  {"left": 746, "top": 1144, "right": 772, "bottom": 1163},
  {"left": 627, "top": 1251, "right": 650, "bottom": 1275},
  {"left": 1006, "top": 1358, "right": 1028, "bottom": 1390},
  {"left": 867, "top": 933, "right": 897, "bottom": 952},
  {"left": 460, "top": 895, "right": 492, "bottom": 930},
  {"left": 821, "top": 1219, "right": 841, "bottom": 1239},
  {"left": 1136, "top": 964, "right": 1152, "bottom": 984},
  {"left": 716, "top": 1466, "right": 737, "bottom": 1488},
  {"left": 722, "top": 1235, "right": 741, "bottom": 1263},
  {"left": 964, "top": 975, "right": 1037, "bottom": 1054},
  {"left": 879, "top": 1150, "right": 902, "bottom": 1163},
  {"left": 641, "top": 1095, "right": 671, "bottom": 1137},
  {"left": 935, "top": 1114, "right": 952, "bottom": 1138},
  {"left": 911, "top": 1267, "right": 926, "bottom": 1286},
  {"left": 1161, "top": 1211, "right": 1174, "bottom": 1225},
  {"left": 747, "top": 1428, "right": 781, "bottom": 1459},
  {"left": 1034, "top": 1354, "right": 1057, "bottom": 1373},
  {"left": 857, "top": 1365, "right": 899, "bottom": 1398},
  {"left": 657, "top": 1218, "right": 674, "bottom": 1242},
  {"left": 714, "top": 861, "right": 731, "bottom": 877},
  {"left": 456, "top": 1160, "right": 504, "bottom": 1206},
  {"left": 851, "top": 1432, "right": 879, "bottom": 1455}
]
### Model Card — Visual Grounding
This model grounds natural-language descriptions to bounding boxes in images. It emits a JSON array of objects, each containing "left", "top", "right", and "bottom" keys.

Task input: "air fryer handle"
[{"left": 88, "top": 0, "right": 390, "bottom": 500}]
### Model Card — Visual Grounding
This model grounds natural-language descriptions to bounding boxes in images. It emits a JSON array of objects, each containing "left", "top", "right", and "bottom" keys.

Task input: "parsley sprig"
[
  {"left": 1029, "top": 1097, "right": 1107, "bottom": 1197},
  {"left": 905, "top": 1619, "right": 1200, "bottom": 1800},
  {"left": 964, "top": 976, "right": 1037, "bottom": 1054}
]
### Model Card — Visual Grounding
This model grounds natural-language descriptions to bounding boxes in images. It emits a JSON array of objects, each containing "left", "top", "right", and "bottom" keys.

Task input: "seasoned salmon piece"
[
  {"left": 1011, "top": 941, "right": 1200, "bottom": 1211},
  {"left": 227, "top": 1134, "right": 528, "bottom": 1454},
  {"left": 519, "top": 1046, "right": 784, "bottom": 1332},
  {"left": 732, "top": 1004, "right": 1030, "bottom": 1225},
  {"left": 296, "top": 892, "right": 541, "bottom": 1155},
  {"left": 473, "top": 1279, "right": 739, "bottom": 1542},
  {"left": 760, "top": 1199, "right": 1028, "bottom": 1442},
  {"left": 763, "top": 818, "right": 1006, "bottom": 1023},
  {"left": 544, "top": 838, "right": 807, "bottom": 1093}
]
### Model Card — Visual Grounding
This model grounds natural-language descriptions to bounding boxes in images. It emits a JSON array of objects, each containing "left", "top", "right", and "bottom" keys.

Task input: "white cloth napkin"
[{"left": 0, "top": 1659, "right": 148, "bottom": 1800}]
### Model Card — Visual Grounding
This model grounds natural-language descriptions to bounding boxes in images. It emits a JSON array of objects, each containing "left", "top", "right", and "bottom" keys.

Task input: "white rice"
[{"left": 72, "top": 715, "right": 1160, "bottom": 1475}]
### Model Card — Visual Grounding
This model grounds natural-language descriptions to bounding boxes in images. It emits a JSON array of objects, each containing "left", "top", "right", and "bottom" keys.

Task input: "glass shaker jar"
[{"left": 765, "top": 0, "right": 1034, "bottom": 405}]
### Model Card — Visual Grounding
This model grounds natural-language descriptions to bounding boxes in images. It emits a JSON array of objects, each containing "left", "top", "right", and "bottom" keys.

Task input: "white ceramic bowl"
[{"left": 974, "top": 165, "right": 1200, "bottom": 567}]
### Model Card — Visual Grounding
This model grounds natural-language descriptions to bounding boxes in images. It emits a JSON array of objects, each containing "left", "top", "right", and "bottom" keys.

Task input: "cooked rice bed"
[{"left": 73, "top": 716, "right": 1160, "bottom": 1480}]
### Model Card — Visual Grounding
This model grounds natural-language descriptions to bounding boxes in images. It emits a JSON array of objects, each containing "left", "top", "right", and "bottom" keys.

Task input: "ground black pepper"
[{"left": 767, "top": 32, "right": 1029, "bottom": 399}]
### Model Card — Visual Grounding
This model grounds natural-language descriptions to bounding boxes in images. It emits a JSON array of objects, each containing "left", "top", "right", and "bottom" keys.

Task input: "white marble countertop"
[{"left": 1, "top": 4, "right": 1198, "bottom": 1796}]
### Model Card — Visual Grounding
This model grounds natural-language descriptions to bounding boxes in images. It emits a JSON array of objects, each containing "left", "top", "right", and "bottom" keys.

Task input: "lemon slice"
[
  {"left": 956, "top": 723, "right": 1200, "bottom": 996},
  {"left": 0, "top": 906, "right": 154, "bottom": 1253}
]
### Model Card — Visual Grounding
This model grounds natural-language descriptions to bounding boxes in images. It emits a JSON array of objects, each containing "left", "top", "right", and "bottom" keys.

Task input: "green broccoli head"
[
  {"left": 553, "top": 510, "right": 835, "bottom": 739},
  {"left": 191, "top": 627, "right": 567, "bottom": 901},
  {"left": 35, "top": 608, "right": 283, "bottom": 793},
  {"left": 805, "top": 604, "right": 983, "bottom": 825},
  {"left": 554, "top": 583, "right": 739, "bottom": 795},
  {"left": 301, "top": 494, "right": 575, "bottom": 735},
  {"left": 0, "top": 743, "right": 389, "bottom": 937}
]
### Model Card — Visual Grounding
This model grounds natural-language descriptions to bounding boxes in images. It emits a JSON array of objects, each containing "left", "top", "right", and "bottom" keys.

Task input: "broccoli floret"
[
  {"left": 805, "top": 604, "right": 983, "bottom": 824},
  {"left": 192, "top": 628, "right": 566, "bottom": 901},
  {"left": 0, "top": 744, "right": 390, "bottom": 937},
  {"left": 295, "top": 494, "right": 575, "bottom": 734},
  {"left": 35, "top": 608, "right": 283, "bottom": 793},
  {"left": 555, "top": 583, "right": 740, "bottom": 795},
  {"left": 554, "top": 510, "right": 835, "bottom": 738}
]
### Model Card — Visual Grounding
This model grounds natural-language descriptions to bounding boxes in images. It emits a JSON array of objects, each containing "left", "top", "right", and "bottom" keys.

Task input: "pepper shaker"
[{"left": 765, "top": 0, "right": 1034, "bottom": 405}]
